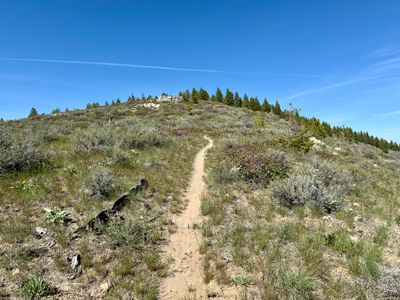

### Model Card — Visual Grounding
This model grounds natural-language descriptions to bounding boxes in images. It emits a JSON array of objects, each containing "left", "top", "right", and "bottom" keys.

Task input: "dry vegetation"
[
  {"left": 202, "top": 105, "right": 400, "bottom": 299},
  {"left": 0, "top": 99, "right": 399, "bottom": 299}
]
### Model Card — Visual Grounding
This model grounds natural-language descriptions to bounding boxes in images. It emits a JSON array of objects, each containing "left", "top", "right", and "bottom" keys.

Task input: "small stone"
[
  {"left": 100, "top": 282, "right": 110, "bottom": 291},
  {"left": 353, "top": 202, "right": 360, "bottom": 207},
  {"left": 35, "top": 227, "right": 48, "bottom": 235},
  {"left": 46, "top": 240, "right": 56, "bottom": 248},
  {"left": 349, "top": 235, "right": 359, "bottom": 242},
  {"left": 354, "top": 216, "right": 363, "bottom": 222},
  {"left": 322, "top": 216, "right": 331, "bottom": 221},
  {"left": 70, "top": 254, "right": 81, "bottom": 271},
  {"left": 12, "top": 269, "right": 20, "bottom": 275}
]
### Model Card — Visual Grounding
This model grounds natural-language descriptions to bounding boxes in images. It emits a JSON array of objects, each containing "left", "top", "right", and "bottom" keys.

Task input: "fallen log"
[{"left": 70, "top": 179, "right": 149, "bottom": 238}]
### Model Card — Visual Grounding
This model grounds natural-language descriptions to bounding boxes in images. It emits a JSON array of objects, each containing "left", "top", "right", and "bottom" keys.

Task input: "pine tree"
[
  {"left": 249, "top": 97, "right": 261, "bottom": 111},
  {"left": 28, "top": 107, "right": 39, "bottom": 118},
  {"left": 242, "top": 94, "right": 249, "bottom": 108},
  {"left": 234, "top": 92, "right": 242, "bottom": 107},
  {"left": 198, "top": 88, "right": 209, "bottom": 101},
  {"left": 215, "top": 88, "right": 224, "bottom": 103},
  {"left": 105, "top": 101, "right": 109, "bottom": 106},
  {"left": 191, "top": 88, "right": 199, "bottom": 103},
  {"left": 272, "top": 101, "right": 282, "bottom": 115},
  {"left": 261, "top": 98, "right": 271, "bottom": 112},
  {"left": 224, "top": 89, "right": 235, "bottom": 106}
]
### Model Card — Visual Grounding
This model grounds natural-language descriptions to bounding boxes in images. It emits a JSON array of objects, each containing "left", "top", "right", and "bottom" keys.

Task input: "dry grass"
[{"left": 0, "top": 99, "right": 399, "bottom": 298}]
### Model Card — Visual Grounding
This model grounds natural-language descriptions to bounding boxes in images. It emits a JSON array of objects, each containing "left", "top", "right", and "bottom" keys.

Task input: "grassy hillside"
[{"left": 1, "top": 100, "right": 399, "bottom": 299}]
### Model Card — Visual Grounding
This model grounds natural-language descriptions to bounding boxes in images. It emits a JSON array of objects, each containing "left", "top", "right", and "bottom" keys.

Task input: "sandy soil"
[{"left": 160, "top": 136, "right": 214, "bottom": 299}]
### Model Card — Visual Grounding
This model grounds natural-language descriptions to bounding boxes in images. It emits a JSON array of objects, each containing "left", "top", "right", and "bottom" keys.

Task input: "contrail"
[{"left": 0, "top": 57, "right": 322, "bottom": 78}]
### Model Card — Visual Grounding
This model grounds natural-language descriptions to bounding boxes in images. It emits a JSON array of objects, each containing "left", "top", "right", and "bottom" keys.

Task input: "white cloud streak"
[
  {"left": 0, "top": 57, "right": 322, "bottom": 78},
  {"left": 286, "top": 55, "right": 400, "bottom": 100},
  {"left": 375, "top": 110, "right": 400, "bottom": 117}
]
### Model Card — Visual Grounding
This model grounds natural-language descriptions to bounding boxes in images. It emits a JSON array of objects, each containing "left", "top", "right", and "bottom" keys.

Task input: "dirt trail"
[{"left": 160, "top": 136, "right": 214, "bottom": 300}]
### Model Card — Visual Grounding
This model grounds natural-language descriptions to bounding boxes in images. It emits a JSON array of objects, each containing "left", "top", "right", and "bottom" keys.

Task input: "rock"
[
  {"left": 158, "top": 94, "right": 181, "bottom": 102},
  {"left": 46, "top": 240, "right": 56, "bottom": 248},
  {"left": 322, "top": 216, "right": 331, "bottom": 221},
  {"left": 11, "top": 269, "right": 20, "bottom": 276},
  {"left": 90, "top": 282, "right": 110, "bottom": 298},
  {"left": 349, "top": 235, "right": 359, "bottom": 242},
  {"left": 100, "top": 282, "right": 110, "bottom": 291},
  {"left": 354, "top": 216, "right": 363, "bottom": 222},
  {"left": 353, "top": 202, "right": 360, "bottom": 207},
  {"left": 309, "top": 137, "right": 326, "bottom": 146},
  {"left": 70, "top": 254, "right": 81, "bottom": 271},
  {"left": 35, "top": 227, "right": 48, "bottom": 235},
  {"left": 334, "top": 147, "right": 342, "bottom": 151}
]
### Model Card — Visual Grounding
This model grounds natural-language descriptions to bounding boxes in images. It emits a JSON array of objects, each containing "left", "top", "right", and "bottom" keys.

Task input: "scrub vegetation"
[{"left": 0, "top": 90, "right": 399, "bottom": 299}]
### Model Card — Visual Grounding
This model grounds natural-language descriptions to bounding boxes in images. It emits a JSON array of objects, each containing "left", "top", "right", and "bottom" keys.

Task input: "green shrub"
[
  {"left": 271, "top": 174, "right": 341, "bottom": 213},
  {"left": 0, "top": 129, "right": 46, "bottom": 174},
  {"left": 107, "top": 217, "right": 159, "bottom": 250},
  {"left": 86, "top": 168, "right": 113, "bottom": 197},
  {"left": 123, "top": 125, "right": 167, "bottom": 149},
  {"left": 21, "top": 276, "right": 55, "bottom": 299},
  {"left": 227, "top": 145, "right": 290, "bottom": 186},
  {"left": 44, "top": 207, "right": 71, "bottom": 224},
  {"left": 277, "top": 130, "right": 314, "bottom": 153},
  {"left": 231, "top": 275, "right": 253, "bottom": 286},
  {"left": 72, "top": 125, "right": 116, "bottom": 153},
  {"left": 279, "top": 269, "right": 315, "bottom": 299}
]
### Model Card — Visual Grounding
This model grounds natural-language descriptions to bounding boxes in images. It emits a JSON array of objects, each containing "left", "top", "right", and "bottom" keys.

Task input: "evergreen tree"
[
  {"left": 191, "top": 88, "right": 199, "bottom": 103},
  {"left": 248, "top": 97, "right": 261, "bottom": 111},
  {"left": 28, "top": 107, "right": 39, "bottom": 118},
  {"left": 215, "top": 88, "right": 224, "bottom": 102},
  {"left": 198, "top": 88, "right": 209, "bottom": 100},
  {"left": 224, "top": 89, "right": 235, "bottom": 106},
  {"left": 242, "top": 94, "right": 249, "bottom": 108},
  {"left": 272, "top": 101, "right": 282, "bottom": 115},
  {"left": 182, "top": 89, "right": 190, "bottom": 102},
  {"left": 111, "top": 100, "right": 116, "bottom": 106},
  {"left": 261, "top": 98, "right": 271, "bottom": 112},
  {"left": 105, "top": 101, "right": 110, "bottom": 106},
  {"left": 234, "top": 92, "right": 242, "bottom": 107}
]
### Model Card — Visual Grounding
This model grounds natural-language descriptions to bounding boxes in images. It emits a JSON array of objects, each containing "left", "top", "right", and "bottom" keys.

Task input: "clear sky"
[{"left": 1, "top": 1, "right": 400, "bottom": 141}]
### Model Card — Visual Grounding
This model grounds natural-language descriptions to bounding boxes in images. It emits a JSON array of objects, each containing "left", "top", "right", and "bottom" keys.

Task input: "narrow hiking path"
[{"left": 160, "top": 136, "right": 214, "bottom": 300}]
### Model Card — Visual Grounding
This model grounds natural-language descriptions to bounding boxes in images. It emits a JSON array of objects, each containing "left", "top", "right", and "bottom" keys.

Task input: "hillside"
[{"left": 1, "top": 99, "right": 400, "bottom": 299}]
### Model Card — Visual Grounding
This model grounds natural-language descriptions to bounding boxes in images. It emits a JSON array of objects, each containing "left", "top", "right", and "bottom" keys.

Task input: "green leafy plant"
[
  {"left": 231, "top": 275, "right": 253, "bottom": 286},
  {"left": 44, "top": 207, "right": 71, "bottom": 224},
  {"left": 21, "top": 276, "right": 54, "bottom": 299},
  {"left": 14, "top": 178, "right": 38, "bottom": 193}
]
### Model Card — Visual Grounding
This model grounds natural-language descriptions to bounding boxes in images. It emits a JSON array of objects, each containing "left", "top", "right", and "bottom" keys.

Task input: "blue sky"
[{"left": 1, "top": 1, "right": 400, "bottom": 141}]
